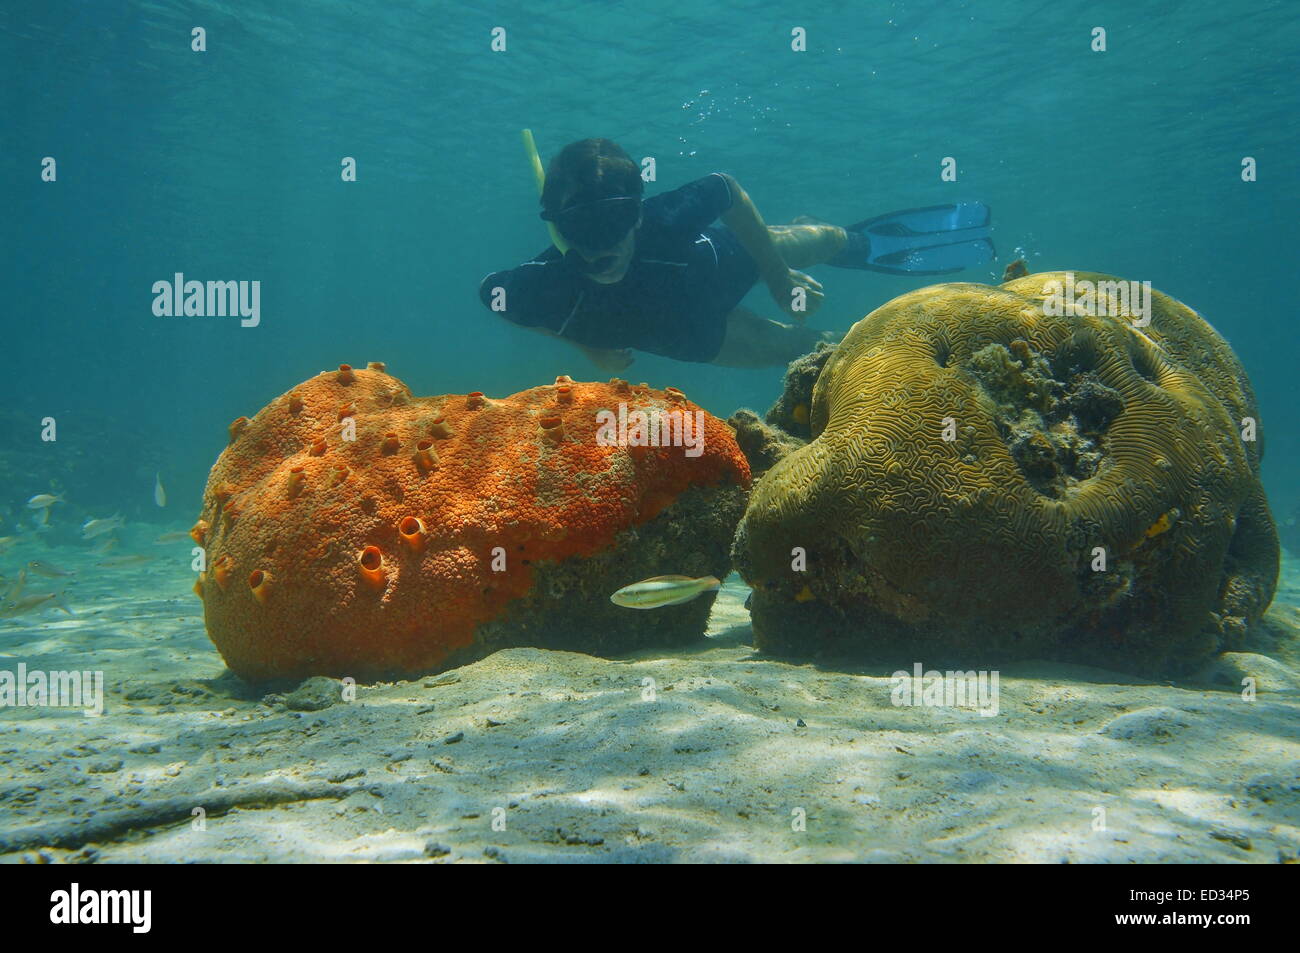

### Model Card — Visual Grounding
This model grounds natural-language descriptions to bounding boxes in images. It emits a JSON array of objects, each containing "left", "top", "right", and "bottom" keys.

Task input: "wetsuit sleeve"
[
  {"left": 477, "top": 247, "right": 576, "bottom": 330},
  {"left": 648, "top": 172, "right": 735, "bottom": 237}
]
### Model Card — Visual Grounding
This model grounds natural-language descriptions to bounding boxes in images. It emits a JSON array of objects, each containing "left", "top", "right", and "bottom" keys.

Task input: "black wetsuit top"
[{"left": 478, "top": 172, "right": 760, "bottom": 363}]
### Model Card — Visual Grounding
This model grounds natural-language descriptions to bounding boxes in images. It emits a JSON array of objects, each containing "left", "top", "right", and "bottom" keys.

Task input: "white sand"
[{"left": 1, "top": 530, "right": 1297, "bottom": 864}]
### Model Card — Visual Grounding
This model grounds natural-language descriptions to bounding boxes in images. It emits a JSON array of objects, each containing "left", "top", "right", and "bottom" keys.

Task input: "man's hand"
[
  {"left": 765, "top": 267, "right": 825, "bottom": 323},
  {"left": 578, "top": 343, "right": 635, "bottom": 372}
]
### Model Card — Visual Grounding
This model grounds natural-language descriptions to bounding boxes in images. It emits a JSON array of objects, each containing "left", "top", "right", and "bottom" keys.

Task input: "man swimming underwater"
[{"left": 479, "top": 138, "right": 994, "bottom": 369}]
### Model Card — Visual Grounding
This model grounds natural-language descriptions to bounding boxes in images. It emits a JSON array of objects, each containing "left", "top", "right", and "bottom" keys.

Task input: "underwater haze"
[
  {"left": 7, "top": 0, "right": 1299, "bottom": 508},
  {"left": 2, "top": 0, "right": 1299, "bottom": 867}
]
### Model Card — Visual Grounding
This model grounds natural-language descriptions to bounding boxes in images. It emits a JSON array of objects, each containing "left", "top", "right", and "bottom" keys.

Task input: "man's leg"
[
  {"left": 712, "top": 306, "right": 835, "bottom": 368},
  {"left": 767, "top": 222, "right": 848, "bottom": 269}
]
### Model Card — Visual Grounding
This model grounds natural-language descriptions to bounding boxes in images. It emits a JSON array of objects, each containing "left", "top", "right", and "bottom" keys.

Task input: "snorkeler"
[{"left": 479, "top": 138, "right": 993, "bottom": 369}]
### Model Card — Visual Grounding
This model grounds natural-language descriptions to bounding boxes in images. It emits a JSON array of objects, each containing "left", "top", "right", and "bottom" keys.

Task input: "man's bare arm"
[
  {"left": 718, "top": 173, "right": 824, "bottom": 321},
  {"left": 718, "top": 173, "right": 787, "bottom": 281}
]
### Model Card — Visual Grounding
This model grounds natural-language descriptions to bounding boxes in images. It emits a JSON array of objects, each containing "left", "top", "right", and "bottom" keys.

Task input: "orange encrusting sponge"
[{"left": 195, "top": 365, "right": 750, "bottom": 680}]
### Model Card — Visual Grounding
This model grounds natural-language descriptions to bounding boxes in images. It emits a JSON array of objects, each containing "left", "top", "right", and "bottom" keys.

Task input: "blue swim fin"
[{"left": 829, "top": 201, "right": 995, "bottom": 275}]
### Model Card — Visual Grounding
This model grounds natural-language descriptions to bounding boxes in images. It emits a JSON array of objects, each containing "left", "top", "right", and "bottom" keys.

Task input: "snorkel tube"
[{"left": 521, "top": 129, "right": 570, "bottom": 254}]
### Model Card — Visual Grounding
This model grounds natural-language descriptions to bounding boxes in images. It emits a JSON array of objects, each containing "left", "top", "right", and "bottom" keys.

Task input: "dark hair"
[{"left": 541, "top": 138, "right": 643, "bottom": 215}]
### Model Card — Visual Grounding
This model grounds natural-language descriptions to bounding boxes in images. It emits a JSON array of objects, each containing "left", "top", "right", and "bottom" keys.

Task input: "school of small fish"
[
  {"left": 1, "top": 484, "right": 166, "bottom": 624},
  {"left": 0, "top": 569, "right": 72, "bottom": 620}
]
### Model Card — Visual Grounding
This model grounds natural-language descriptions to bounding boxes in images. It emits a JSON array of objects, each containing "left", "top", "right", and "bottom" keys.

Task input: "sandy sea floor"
[{"left": 1, "top": 525, "right": 1298, "bottom": 864}]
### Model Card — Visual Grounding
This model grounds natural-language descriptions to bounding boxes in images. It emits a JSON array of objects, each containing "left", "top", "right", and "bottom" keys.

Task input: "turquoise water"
[{"left": 5, "top": 0, "right": 1297, "bottom": 516}]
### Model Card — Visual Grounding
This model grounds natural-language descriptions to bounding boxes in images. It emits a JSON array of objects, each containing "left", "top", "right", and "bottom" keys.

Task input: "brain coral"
[
  {"left": 733, "top": 272, "right": 1278, "bottom": 674},
  {"left": 195, "top": 365, "right": 749, "bottom": 681}
]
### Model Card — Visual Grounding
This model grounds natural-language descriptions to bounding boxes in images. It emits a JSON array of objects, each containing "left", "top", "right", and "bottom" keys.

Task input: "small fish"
[
  {"left": 98, "top": 554, "right": 153, "bottom": 567},
  {"left": 27, "top": 560, "right": 75, "bottom": 578},
  {"left": 153, "top": 531, "right": 191, "bottom": 544},
  {"left": 1145, "top": 508, "right": 1179, "bottom": 539},
  {"left": 26, "top": 493, "right": 64, "bottom": 509},
  {"left": 1002, "top": 258, "right": 1029, "bottom": 282},
  {"left": 154, "top": 473, "right": 167, "bottom": 508},
  {"left": 0, "top": 536, "right": 20, "bottom": 555},
  {"left": 91, "top": 536, "right": 119, "bottom": 556},
  {"left": 610, "top": 574, "right": 721, "bottom": 609},
  {"left": 5, "top": 570, "right": 26, "bottom": 600},
  {"left": 0, "top": 591, "right": 73, "bottom": 619},
  {"left": 81, "top": 514, "right": 125, "bottom": 539}
]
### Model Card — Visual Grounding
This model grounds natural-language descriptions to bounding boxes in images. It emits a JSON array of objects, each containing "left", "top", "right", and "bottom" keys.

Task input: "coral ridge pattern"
[{"left": 734, "top": 272, "right": 1278, "bottom": 673}]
